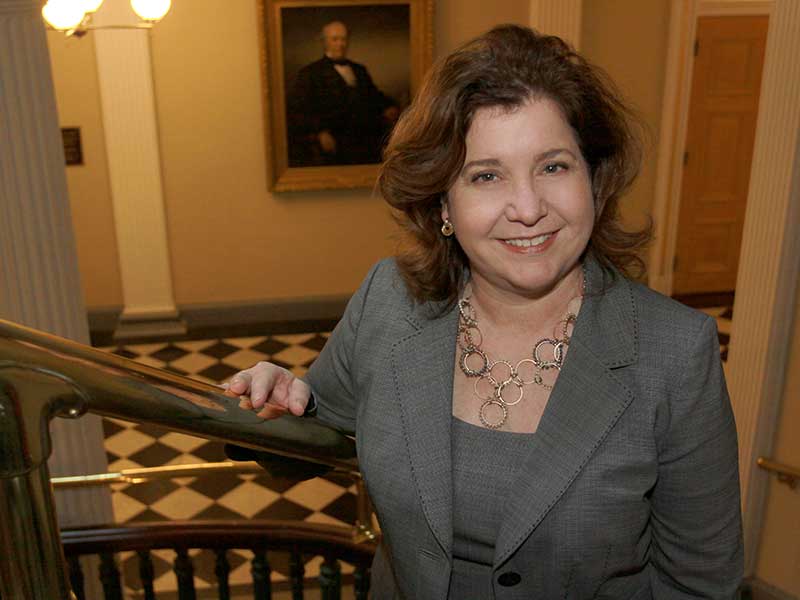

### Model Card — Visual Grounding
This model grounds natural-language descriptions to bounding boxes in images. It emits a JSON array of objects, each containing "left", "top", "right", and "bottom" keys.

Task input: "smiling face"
[{"left": 443, "top": 97, "right": 594, "bottom": 300}]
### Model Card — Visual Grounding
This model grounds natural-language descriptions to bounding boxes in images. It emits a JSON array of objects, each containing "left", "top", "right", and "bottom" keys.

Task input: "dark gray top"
[{"left": 449, "top": 416, "right": 534, "bottom": 599}]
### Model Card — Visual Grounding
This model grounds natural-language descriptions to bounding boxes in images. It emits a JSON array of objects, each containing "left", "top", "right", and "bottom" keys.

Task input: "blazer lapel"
[
  {"left": 390, "top": 304, "right": 458, "bottom": 556},
  {"left": 494, "top": 261, "right": 639, "bottom": 566}
]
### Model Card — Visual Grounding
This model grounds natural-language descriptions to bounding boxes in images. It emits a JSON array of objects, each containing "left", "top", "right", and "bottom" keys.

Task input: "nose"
[{"left": 505, "top": 179, "right": 547, "bottom": 225}]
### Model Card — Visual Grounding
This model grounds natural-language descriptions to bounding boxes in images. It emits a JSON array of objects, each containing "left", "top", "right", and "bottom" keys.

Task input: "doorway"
[{"left": 672, "top": 15, "right": 768, "bottom": 296}]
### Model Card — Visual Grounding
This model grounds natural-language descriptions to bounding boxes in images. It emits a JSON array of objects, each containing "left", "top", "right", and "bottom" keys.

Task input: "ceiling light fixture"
[{"left": 42, "top": 0, "right": 172, "bottom": 37}]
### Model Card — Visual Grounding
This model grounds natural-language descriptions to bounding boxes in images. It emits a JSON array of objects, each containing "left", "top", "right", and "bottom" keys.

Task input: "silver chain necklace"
[{"left": 456, "top": 284, "right": 582, "bottom": 430}]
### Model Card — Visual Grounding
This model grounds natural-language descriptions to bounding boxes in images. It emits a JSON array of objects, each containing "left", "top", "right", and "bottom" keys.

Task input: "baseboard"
[
  {"left": 87, "top": 295, "right": 349, "bottom": 346},
  {"left": 87, "top": 306, "right": 123, "bottom": 335}
]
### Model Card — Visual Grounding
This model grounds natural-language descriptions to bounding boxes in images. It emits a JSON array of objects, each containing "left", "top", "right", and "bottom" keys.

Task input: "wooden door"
[{"left": 673, "top": 16, "right": 768, "bottom": 295}]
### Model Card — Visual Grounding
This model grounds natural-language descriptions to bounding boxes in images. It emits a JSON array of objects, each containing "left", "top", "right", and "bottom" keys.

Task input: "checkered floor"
[
  {"left": 99, "top": 332, "right": 358, "bottom": 594},
  {"left": 97, "top": 303, "right": 732, "bottom": 594}
]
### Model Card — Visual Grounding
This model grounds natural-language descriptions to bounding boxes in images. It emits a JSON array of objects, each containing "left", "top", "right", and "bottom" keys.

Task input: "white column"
[
  {"left": 529, "top": 0, "right": 582, "bottom": 50},
  {"left": 0, "top": 0, "right": 113, "bottom": 520},
  {"left": 92, "top": 0, "right": 186, "bottom": 340},
  {"left": 0, "top": 1, "right": 113, "bottom": 595},
  {"left": 725, "top": 0, "right": 800, "bottom": 574}
]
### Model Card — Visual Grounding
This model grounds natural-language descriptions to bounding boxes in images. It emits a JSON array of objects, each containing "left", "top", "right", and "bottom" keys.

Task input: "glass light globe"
[
  {"left": 42, "top": 0, "right": 87, "bottom": 31},
  {"left": 130, "top": 0, "right": 171, "bottom": 21},
  {"left": 83, "top": 0, "right": 105, "bottom": 13}
]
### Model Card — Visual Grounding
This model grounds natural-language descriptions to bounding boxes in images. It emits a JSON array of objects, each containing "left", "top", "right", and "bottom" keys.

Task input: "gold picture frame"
[{"left": 258, "top": 0, "right": 434, "bottom": 191}]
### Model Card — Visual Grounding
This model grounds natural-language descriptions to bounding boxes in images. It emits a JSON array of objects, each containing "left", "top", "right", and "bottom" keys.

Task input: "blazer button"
[{"left": 497, "top": 571, "right": 521, "bottom": 587}]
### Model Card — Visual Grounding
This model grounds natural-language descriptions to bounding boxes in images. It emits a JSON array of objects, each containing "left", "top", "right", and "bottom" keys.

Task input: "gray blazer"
[{"left": 306, "top": 256, "right": 743, "bottom": 599}]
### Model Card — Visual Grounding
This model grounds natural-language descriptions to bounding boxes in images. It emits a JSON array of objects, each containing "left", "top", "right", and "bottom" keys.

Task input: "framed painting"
[{"left": 258, "top": 0, "right": 434, "bottom": 191}]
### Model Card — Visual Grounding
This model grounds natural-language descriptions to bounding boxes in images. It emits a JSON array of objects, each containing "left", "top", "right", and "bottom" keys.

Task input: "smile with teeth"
[{"left": 502, "top": 233, "right": 553, "bottom": 248}]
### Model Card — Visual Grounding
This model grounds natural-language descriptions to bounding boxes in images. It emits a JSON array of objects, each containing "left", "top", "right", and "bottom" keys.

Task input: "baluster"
[
  {"left": 289, "top": 552, "right": 304, "bottom": 600},
  {"left": 319, "top": 556, "right": 341, "bottom": 600},
  {"left": 354, "top": 564, "right": 370, "bottom": 600},
  {"left": 214, "top": 549, "right": 231, "bottom": 600},
  {"left": 174, "top": 548, "right": 197, "bottom": 600},
  {"left": 98, "top": 553, "right": 123, "bottom": 600},
  {"left": 251, "top": 548, "right": 271, "bottom": 600},
  {"left": 137, "top": 550, "right": 156, "bottom": 600},
  {"left": 67, "top": 556, "right": 85, "bottom": 600}
]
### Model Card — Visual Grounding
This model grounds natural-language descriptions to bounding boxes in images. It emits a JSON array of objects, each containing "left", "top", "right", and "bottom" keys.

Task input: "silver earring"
[{"left": 441, "top": 219, "right": 454, "bottom": 237}]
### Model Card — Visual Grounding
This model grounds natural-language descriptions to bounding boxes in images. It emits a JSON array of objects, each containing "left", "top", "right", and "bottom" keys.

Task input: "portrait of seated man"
[{"left": 286, "top": 20, "right": 400, "bottom": 167}]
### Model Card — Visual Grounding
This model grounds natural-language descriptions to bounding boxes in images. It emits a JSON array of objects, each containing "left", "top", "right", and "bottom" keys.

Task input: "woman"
[{"left": 228, "top": 25, "right": 743, "bottom": 599}]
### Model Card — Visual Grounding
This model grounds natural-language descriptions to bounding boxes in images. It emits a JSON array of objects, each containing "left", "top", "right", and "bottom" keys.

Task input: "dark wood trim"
[
  {"left": 136, "top": 577, "right": 360, "bottom": 600},
  {"left": 672, "top": 291, "right": 735, "bottom": 309},
  {"left": 61, "top": 519, "right": 377, "bottom": 564}
]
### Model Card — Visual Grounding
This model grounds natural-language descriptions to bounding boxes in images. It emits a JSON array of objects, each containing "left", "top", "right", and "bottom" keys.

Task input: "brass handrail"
[
  {"left": 51, "top": 461, "right": 266, "bottom": 488},
  {"left": 0, "top": 317, "right": 362, "bottom": 600},
  {"left": 757, "top": 457, "right": 800, "bottom": 489},
  {"left": 51, "top": 460, "right": 379, "bottom": 546}
]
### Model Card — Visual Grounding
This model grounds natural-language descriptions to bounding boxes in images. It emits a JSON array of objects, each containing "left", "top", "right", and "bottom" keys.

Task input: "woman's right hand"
[{"left": 224, "top": 362, "right": 311, "bottom": 419}]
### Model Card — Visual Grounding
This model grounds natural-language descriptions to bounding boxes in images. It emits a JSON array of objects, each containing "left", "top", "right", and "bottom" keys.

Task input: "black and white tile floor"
[
  {"left": 97, "top": 304, "right": 732, "bottom": 595},
  {"left": 98, "top": 332, "right": 358, "bottom": 594}
]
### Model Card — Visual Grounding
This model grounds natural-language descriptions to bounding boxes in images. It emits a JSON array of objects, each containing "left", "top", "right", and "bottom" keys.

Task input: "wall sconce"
[{"left": 42, "top": 0, "right": 172, "bottom": 37}]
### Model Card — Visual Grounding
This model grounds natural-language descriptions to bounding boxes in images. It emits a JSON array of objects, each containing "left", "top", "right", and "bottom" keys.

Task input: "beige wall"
[
  {"left": 51, "top": 0, "right": 672, "bottom": 308},
  {"left": 581, "top": 0, "right": 671, "bottom": 242},
  {"left": 754, "top": 278, "right": 800, "bottom": 596},
  {"left": 435, "top": 0, "right": 529, "bottom": 59},
  {"left": 49, "top": 0, "right": 533, "bottom": 309},
  {"left": 146, "top": 0, "right": 397, "bottom": 305},
  {"left": 47, "top": 32, "right": 123, "bottom": 308}
]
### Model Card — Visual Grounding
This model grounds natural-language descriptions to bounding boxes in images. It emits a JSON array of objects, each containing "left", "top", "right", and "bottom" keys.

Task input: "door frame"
[
  {"left": 649, "top": 0, "right": 800, "bottom": 577},
  {"left": 648, "top": 0, "right": 772, "bottom": 296}
]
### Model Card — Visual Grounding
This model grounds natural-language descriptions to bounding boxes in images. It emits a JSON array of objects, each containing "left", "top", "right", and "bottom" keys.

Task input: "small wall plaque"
[{"left": 61, "top": 127, "right": 83, "bottom": 166}]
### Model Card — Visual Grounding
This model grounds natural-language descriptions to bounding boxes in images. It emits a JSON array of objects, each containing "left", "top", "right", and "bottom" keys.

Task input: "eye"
[
  {"left": 543, "top": 162, "right": 568, "bottom": 174},
  {"left": 471, "top": 172, "right": 498, "bottom": 183}
]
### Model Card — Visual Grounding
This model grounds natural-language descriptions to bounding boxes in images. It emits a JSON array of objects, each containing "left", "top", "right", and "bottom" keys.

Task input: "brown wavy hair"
[{"left": 378, "top": 24, "right": 651, "bottom": 307}]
